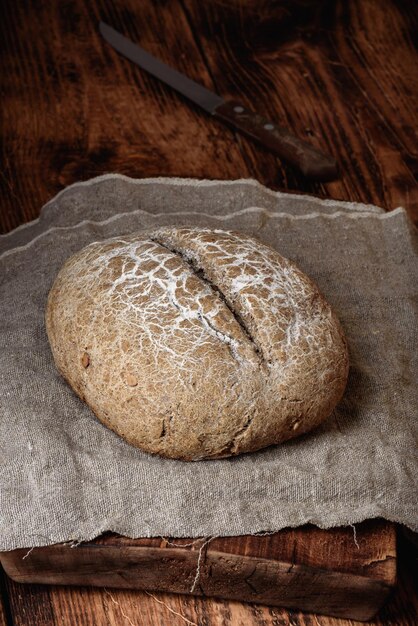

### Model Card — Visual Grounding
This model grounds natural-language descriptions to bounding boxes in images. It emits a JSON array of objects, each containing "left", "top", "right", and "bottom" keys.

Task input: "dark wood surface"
[
  {"left": 0, "top": 521, "right": 397, "bottom": 621},
  {"left": 1, "top": 0, "right": 417, "bottom": 624},
  {"left": 1, "top": 531, "right": 418, "bottom": 626},
  {"left": 0, "top": 574, "right": 8, "bottom": 626},
  {"left": 1, "top": 0, "right": 417, "bottom": 233}
]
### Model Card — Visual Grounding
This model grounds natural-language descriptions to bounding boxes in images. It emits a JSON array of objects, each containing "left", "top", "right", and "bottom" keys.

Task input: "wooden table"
[{"left": 1, "top": 0, "right": 417, "bottom": 624}]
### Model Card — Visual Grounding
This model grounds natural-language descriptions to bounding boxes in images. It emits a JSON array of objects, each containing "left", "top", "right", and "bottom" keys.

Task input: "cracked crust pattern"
[{"left": 45, "top": 227, "right": 349, "bottom": 460}]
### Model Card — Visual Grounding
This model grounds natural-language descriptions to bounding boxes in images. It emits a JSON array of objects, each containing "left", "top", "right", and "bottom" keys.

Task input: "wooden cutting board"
[{"left": 0, "top": 519, "right": 396, "bottom": 621}]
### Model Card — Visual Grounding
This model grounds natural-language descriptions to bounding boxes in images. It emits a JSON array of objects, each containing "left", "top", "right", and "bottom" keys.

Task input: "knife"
[{"left": 99, "top": 22, "right": 338, "bottom": 181}]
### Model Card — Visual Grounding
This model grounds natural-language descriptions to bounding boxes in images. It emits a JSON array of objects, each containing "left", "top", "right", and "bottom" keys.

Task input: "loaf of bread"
[{"left": 46, "top": 227, "right": 348, "bottom": 460}]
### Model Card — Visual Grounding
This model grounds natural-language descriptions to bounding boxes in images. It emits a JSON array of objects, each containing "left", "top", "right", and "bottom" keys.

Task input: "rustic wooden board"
[
  {"left": 1, "top": 520, "right": 396, "bottom": 621},
  {"left": 3, "top": 532, "right": 418, "bottom": 626}
]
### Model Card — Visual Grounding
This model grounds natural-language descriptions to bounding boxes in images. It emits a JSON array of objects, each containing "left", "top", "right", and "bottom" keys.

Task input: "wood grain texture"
[
  {"left": 1, "top": 0, "right": 417, "bottom": 233},
  {"left": 0, "top": 0, "right": 248, "bottom": 233},
  {"left": 180, "top": 0, "right": 418, "bottom": 220},
  {"left": 0, "top": 521, "right": 396, "bottom": 621},
  {"left": 1, "top": 0, "right": 418, "bottom": 624},
  {"left": 3, "top": 531, "right": 418, "bottom": 626}
]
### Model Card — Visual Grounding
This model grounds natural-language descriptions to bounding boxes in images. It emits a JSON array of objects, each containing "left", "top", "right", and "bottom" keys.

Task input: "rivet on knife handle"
[{"left": 214, "top": 101, "right": 338, "bottom": 181}]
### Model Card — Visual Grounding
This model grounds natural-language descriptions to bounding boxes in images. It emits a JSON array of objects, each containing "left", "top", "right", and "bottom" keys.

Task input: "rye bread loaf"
[{"left": 46, "top": 227, "right": 348, "bottom": 461}]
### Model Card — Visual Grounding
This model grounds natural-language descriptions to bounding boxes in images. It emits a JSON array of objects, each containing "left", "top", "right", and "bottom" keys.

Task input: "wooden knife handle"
[{"left": 214, "top": 100, "right": 338, "bottom": 181}]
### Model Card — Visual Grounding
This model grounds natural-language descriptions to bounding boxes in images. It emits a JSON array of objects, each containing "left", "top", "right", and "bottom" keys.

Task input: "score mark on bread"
[{"left": 46, "top": 227, "right": 349, "bottom": 461}]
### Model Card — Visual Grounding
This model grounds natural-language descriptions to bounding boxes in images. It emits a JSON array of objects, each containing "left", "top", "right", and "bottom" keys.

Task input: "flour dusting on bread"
[{"left": 46, "top": 227, "right": 348, "bottom": 460}]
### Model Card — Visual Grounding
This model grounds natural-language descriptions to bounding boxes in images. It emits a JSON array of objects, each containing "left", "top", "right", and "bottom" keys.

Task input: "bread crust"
[{"left": 46, "top": 227, "right": 349, "bottom": 460}]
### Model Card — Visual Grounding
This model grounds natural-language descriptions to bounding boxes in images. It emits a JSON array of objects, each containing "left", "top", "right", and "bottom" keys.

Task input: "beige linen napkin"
[{"left": 1, "top": 175, "right": 417, "bottom": 551}]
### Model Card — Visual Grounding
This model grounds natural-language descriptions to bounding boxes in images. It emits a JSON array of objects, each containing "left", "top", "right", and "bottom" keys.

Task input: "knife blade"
[{"left": 99, "top": 22, "right": 338, "bottom": 181}]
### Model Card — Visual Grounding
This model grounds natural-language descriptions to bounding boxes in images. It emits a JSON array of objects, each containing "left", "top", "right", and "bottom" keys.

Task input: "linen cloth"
[{"left": 1, "top": 175, "right": 417, "bottom": 551}]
